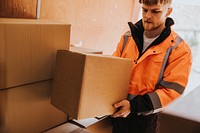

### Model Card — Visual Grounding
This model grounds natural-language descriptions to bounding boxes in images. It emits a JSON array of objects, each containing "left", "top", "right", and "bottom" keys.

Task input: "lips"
[{"left": 144, "top": 20, "right": 152, "bottom": 23}]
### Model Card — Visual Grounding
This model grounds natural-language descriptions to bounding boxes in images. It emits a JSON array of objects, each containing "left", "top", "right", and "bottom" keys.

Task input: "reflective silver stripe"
[
  {"left": 154, "top": 46, "right": 172, "bottom": 90},
  {"left": 124, "top": 30, "right": 131, "bottom": 36},
  {"left": 174, "top": 35, "right": 183, "bottom": 48},
  {"left": 127, "top": 94, "right": 136, "bottom": 100},
  {"left": 120, "top": 31, "right": 131, "bottom": 57},
  {"left": 137, "top": 92, "right": 162, "bottom": 116},
  {"left": 155, "top": 35, "right": 183, "bottom": 90},
  {"left": 160, "top": 80, "right": 185, "bottom": 94},
  {"left": 148, "top": 92, "right": 162, "bottom": 110}
]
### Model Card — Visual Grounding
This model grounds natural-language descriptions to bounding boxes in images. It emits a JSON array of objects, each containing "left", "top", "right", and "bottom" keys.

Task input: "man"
[{"left": 112, "top": 0, "right": 192, "bottom": 133}]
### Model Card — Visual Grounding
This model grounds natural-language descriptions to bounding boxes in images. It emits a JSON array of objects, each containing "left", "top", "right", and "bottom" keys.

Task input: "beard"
[{"left": 143, "top": 20, "right": 163, "bottom": 32}]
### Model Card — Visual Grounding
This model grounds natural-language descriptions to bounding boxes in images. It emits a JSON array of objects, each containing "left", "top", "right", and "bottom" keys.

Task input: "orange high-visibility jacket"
[{"left": 113, "top": 18, "right": 192, "bottom": 114}]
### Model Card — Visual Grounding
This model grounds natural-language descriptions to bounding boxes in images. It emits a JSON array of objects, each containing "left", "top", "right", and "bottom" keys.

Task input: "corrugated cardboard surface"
[
  {"left": 51, "top": 50, "right": 132, "bottom": 119},
  {"left": 0, "top": 80, "right": 67, "bottom": 133},
  {"left": 0, "top": 18, "right": 70, "bottom": 90},
  {"left": 87, "top": 116, "right": 112, "bottom": 133},
  {"left": 160, "top": 86, "right": 200, "bottom": 133},
  {"left": 43, "top": 116, "right": 112, "bottom": 133},
  {"left": 43, "top": 117, "right": 98, "bottom": 133},
  {"left": 43, "top": 122, "right": 82, "bottom": 133}
]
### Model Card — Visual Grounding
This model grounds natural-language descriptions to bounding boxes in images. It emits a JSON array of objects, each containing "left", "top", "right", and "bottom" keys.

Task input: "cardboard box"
[
  {"left": 0, "top": 18, "right": 70, "bottom": 90},
  {"left": 87, "top": 116, "right": 113, "bottom": 133},
  {"left": 51, "top": 50, "right": 132, "bottom": 119},
  {"left": 43, "top": 116, "right": 113, "bottom": 133},
  {"left": 160, "top": 86, "right": 200, "bottom": 133},
  {"left": 0, "top": 80, "right": 67, "bottom": 133},
  {"left": 43, "top": 122, "right": 83, "bottom": 133}
]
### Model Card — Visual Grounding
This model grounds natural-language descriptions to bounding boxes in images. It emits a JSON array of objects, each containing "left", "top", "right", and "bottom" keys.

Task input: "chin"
[
  {"left": 144, "top": 27, "right": 154, "bottom": 31},
  {"left": 143, "top": 24, "right": 154, "bottom": 31}
]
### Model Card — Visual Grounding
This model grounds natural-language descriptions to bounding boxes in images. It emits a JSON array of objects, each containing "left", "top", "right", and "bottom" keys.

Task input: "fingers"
[
  {"left": 113, "top": 101, "right": 123, "bottom": 108},
  {"left": 111, "top": 100, "right": 131, "bottom": 118},
  {"left": 113, "top": 100, "right": 128, "bottom": 108}
]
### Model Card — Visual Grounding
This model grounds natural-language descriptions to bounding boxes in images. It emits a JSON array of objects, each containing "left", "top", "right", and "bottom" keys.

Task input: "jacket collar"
[{"left": 128, "top": 17, "right": 174, "bottom": 56}]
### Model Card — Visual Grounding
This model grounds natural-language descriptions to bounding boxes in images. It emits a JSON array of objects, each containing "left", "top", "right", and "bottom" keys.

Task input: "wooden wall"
[
  {"left": 0, "top": 0, "right": 140, "bottom": 54},
  {"left": 0, "top": 0, "right": 37, "bottom": 18},
  {"left": 40, "top": 0, "right": 140, "bottom": 54}
]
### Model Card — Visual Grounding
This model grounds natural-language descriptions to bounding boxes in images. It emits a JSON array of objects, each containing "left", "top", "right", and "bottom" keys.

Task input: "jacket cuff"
[{"left": 129, "top": 94, "right": 154, "bottom": 113}]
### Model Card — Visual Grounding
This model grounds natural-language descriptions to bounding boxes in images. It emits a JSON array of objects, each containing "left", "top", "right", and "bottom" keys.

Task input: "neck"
[{"left": 144, "top": 23, "right": 165, "bottom": 38}]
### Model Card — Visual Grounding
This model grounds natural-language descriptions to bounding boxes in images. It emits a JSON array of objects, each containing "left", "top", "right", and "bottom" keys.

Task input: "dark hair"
[{"left": 139, "top": 0, "right": 172, "bottom": 5}]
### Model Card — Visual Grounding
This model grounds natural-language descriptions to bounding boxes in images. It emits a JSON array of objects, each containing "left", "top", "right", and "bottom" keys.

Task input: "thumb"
[{"left": 113, "top": 101, "right": 123, "bottom": 108}]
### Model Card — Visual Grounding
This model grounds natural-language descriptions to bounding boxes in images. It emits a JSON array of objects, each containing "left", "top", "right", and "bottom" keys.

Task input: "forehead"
[{"left": 142, "top": 4, "right": 165, "bottom": 10}]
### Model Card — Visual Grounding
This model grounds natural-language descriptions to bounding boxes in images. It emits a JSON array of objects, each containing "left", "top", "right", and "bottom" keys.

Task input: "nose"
[{"left": 146, "top": 11, "right": 152, "bottom": 18}]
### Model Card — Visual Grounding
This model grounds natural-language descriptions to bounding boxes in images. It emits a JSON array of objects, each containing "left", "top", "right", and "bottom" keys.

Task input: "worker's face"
[{"left": 142, "top": 3, "right": 172, "bottom": 31}]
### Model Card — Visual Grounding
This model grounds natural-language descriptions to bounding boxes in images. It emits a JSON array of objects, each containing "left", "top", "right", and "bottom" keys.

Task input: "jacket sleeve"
[
  {"left": 130, "top": 41, "right": 192, "bottom": 115},
  {"left": 113, "top": 31, "right": 131, "bottom": 57},
  {"left": 112, "top": 35, "right": 125, "bottom": 57},
  {"left": 129, "top": 94, "right": 154, "bottom": 113}
]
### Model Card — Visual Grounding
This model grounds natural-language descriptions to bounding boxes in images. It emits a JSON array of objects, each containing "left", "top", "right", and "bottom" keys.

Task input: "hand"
[{"left": 111, "top": 100, "right": 131, "bottom": 118}]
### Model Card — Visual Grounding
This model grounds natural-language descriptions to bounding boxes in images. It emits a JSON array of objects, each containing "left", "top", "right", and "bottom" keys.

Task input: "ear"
[{"left": 166, "top": 7, "right": 172, "bottom": 17}]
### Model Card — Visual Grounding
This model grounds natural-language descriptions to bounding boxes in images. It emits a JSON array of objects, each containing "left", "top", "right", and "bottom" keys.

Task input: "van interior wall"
[
  {"left": 0, "top": 0, "right": 140, "bottom": 54},
  {"left": 40, "top": 0, "right": 140, "bottom": 54}
]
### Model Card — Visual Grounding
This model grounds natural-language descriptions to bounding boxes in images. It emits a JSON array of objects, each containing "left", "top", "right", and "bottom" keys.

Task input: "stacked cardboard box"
[
  {"left": 51, "top": 50, "right": 132, "bottom": 119},
  {"left": 160, "top": 86, "right": 200, "bottom": 133},
  {"left": 0, "top": 18, "right": 70, "bottom": 133},
  {"left": 0, "top": 80, "right": 68, "bottom": 133},
  {"left": 0, "top": 18, "right": 70, "bottom": 89}
]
